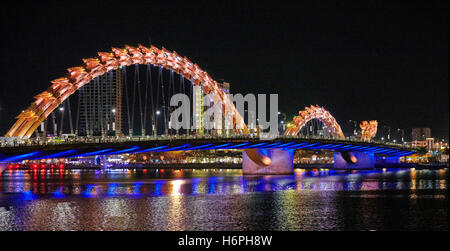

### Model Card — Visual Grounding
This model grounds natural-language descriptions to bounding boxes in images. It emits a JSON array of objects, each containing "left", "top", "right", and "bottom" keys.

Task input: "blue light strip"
[
  {"left": 324, "top": 144, "right": 343, "bottom": 150},
  {"left": 135, "top": 146, "right": 168, "bottom": 153},
  {"left": 295, "top": 143, "right": 321, "bottom": 149},
  {"left": 184, "top": 144, "right": 214, "bottom": 151},
  {"left": 106, "top": 146, "right": 140, "bottom": 155},
  {"left": 308, "top": 143, "right": 334, "bottom": 150},
  {"left": 374, "top": 149, "right": 394, "bottom": 154},
  {"left": 356, "top": 146, "right": 372, "bottom": 151},
  {"left": 318, "top": 144, "right": 340, "bottom": 149},
  {"left": 334, "top": 144, "right": 355, "bottom": 150},
  {"left": 153, "top": 144, "right": 190, "bottom": 152},
  {"left": 372, "top": 148, "right": 390, "bottom": 153},
  {"left": 364, "top": 146, "right": 382, "bottom": 152},
  {"left": 34, "top": 150, "right": 78, "bottom": 160},
  {"left": 391, "top": 150, "right": 410, "bottom": 156},
  {"left": 345, "top": 145, "right": 366, "bottom": 150},
  {"left": 264, "top": 142, "right": 282, "bottom": 148},
  {"left": 347, "top": 145, "right": 363, "bottom": 150},
  {"left": 72, "top": 148, "right": 114, "bottom": 157},
  {"left": 272, "top": 142, "right": 297, "bottom": 149},
  {"left": 382, "top": 149, "right": 401, "bottom": 155},
  {"left": 302, "top": 143, "right": 321, "bottom": 149},
  {"left": 0, "top": 151, "right": 41, "bottom": 162},
  {"left": 284, "top": 142, "right": 311, "bottom": 149},
  {"left": 240, "top": 143, "right": 270, "bottom": 149},
  {"left": 202, "top": 143, "right": 232, "bottom": 150},
  {"left": 222, "top": 142, "right": 250, "bottom": 149}
]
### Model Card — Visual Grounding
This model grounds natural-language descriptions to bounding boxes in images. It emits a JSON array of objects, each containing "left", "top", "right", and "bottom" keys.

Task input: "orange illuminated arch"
[
  {"left": 360, "top": 120, "right": 377, "bottom": 142},
  {"left": 284, "top": 105, "right": 345, "bottom": 139},
  {"left": 5, "top": 44, "right": 248, "bottom": 138}
]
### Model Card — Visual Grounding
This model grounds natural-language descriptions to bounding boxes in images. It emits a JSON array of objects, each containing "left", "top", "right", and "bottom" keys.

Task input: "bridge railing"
[{"left": 0, "top": 134, "right": 412, "bottom": 149}]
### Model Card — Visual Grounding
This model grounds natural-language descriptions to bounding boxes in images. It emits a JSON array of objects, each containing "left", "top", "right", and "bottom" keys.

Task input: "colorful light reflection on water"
[
  {"left": 0, "top": 168, "right": 447, "bottom": 231},
  {"left": 0, "top": 168, "right": 447, "bottom": 197}
]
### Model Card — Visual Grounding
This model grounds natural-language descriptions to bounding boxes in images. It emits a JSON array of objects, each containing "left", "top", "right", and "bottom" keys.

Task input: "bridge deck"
[{"left": 0, "top": 137, "right": 415, "bottom": 162}]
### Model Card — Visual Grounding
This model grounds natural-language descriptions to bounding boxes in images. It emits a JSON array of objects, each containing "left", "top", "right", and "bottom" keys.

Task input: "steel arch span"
[
  {"left": 284, "top": 105, "right": 345, "bottom": 139},
  {"left": 5, "top": 44, "right": 248, "bottom": 138}
]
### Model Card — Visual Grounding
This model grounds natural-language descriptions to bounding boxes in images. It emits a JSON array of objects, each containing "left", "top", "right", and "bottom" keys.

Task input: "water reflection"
[
  {"left": 0, "top": 168, "right": 447, "bottom": 231},
  {"left": 0, "top": 168, "right": 447, "bottom": 197}
]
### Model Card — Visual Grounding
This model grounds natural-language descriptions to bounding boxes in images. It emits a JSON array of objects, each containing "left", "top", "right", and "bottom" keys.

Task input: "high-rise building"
[
  {"left": 78, "top": 70, "right": 122, "bottom": 136},
  {"left": 191, "top": 80, "right": 232, "bottom": 136},
  {"left": 193, "top": 80, "right": 232, "bottom": 136},
  {"left": 217, "top": 80, "right": 231, "bottom": 135},
  {"left": 193, "top": 85, "right": 204, "bottom": 135},
  {"left": 412, "top": 128, "right": 431, "bottom": 141}
]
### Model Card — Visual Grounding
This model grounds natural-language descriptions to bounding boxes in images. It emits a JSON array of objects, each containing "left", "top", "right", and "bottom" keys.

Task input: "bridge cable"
[
  {"left": 180, "top": 72, "right": 185, "bottom": 135},
  {"left": 90, "top": 78, "right": 97, "bottom": 136},
  {"left": 97, "top": 76, "right": 104, "bottom": 136},
  {"left": 188, "top": 78, "right": 193, "bottom": 135},
  {"left": 65, "top": 97, "right": 74, "bottom": 135},
  {"left": 79, "top": 86, "right": 88, "bottom": 136},
  {"left": 43, "top": 119, "right": 47, "bottom": 138},
  {"left": 172, "top": 70, "right": 177, "bottom": 134},
  {"left": 167, "top": 70, "right": 172, "bottom": 135},
  {"left": 130, "top": 65, "right": 139, "bottom": 136},
  {"left": 147, "top": 64, "right": 156, "bottom": 136},
  {"left": 75, "top": 90, "right": 81, "bottom": 136},
  {"left": 51, "top": 112, "right": 57, "bottom": 136},
  {"left": 89, "top": 78, "right": 94, "bottom": 136},
  {"left": 135, "top": 64, "right": 145, "bottom": 136},
  {"left": 59, "top": 102, "right": 65, "bottom": 136},
  {"left": 143, "top": 64, "right": 150, "bottom": 136},
  {"left": 155, "top": 66, "right": 161, "bottom": 135},
  {"left": 159, "top": 66, "right": 168, "bottom": 135},
  {"left": 168, "top": 69, "right": 175, "bottom": 135},
  {"left": 123, "top": 67, "right": 132, "bottom": 136}
]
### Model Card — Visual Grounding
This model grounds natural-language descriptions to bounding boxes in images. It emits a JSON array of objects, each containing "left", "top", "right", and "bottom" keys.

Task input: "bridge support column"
[
  {"left": 242, "top": 149, "right": 294, "bottom": 175},
  {"left": 334, "top": 152, "right": 375, "bottom": 169}
]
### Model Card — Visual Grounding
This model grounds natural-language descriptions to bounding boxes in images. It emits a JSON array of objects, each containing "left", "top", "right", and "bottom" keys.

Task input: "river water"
[{"left": 0, "top": 168, "right": 448, "bottom": 231}]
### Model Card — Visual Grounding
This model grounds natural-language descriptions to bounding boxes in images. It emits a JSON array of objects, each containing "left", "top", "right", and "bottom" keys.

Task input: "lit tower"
[{"left": 193, "top": 85, "right": 204, "bottom": 135}]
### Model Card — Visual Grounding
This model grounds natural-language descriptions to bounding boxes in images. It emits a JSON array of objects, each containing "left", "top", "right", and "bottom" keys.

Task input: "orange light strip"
[{"left": 284, "top": 105, "right": 345, "bottom": 139}]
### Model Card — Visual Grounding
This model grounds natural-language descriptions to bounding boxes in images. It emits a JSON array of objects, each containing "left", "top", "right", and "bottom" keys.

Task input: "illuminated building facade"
[
  {"left": 195, "top": 80, "right": 231, "bottom": 136},
  {"left": 79, "top": 70, "right": 122, "bottom": 136},
  {"left": 412, "top": 127, "right": 431, "bottom": 141},
  {"left": 193, "top": 85, "right": 204, "bottom": 135}
]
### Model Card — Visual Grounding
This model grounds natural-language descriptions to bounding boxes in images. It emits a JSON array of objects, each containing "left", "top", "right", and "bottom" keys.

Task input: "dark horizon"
[{"left": 0, "top": 1, "right": 448, "bottom": 139}]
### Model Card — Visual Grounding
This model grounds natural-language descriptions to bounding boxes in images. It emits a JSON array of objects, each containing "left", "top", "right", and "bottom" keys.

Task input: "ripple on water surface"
[{"left": 0, "top": 168, "right": 448, "bottom": 230}]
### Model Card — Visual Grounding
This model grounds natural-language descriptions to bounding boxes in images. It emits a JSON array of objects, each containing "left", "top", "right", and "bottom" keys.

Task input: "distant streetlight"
[
  {"left": 59, "top": 107, "right": 64, "bottom": 112},
  {"left": 112, "top": 108, "right": 116, "bottom": 113},
  {"left": 156, "top": 110, "right": 161, "bottom": 115}
]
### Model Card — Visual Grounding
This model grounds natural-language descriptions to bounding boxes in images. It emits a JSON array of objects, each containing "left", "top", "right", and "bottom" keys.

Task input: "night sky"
[{"left": 0, "top": 1, "right": 448, "bottom": 139}]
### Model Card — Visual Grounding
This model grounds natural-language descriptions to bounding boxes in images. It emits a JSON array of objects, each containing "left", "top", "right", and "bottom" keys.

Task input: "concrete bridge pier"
[
  {"left": 333, "top": 152, "right": 376, "bottom": 169},
  {"left": 243, "top": 149, "right": 294, "bottom": 175}
]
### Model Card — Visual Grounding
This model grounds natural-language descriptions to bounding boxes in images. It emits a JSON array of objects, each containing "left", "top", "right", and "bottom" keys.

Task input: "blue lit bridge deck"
[{"left": 0, "top": 137, "right": 416, "bottom": 162}]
